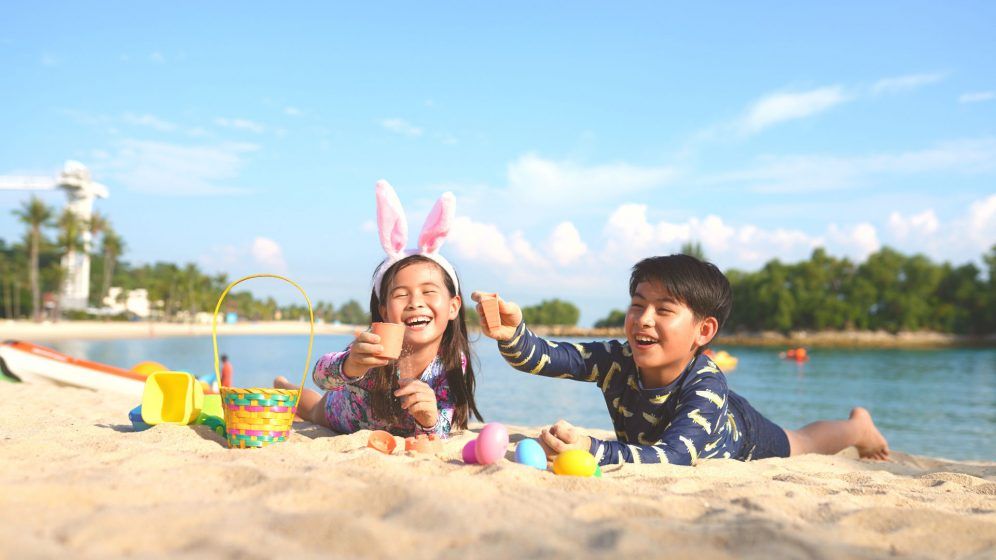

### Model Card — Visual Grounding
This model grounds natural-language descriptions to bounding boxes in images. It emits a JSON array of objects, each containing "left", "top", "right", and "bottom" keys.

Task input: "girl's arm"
[
  {"left": 588, "top": 375, "right": 734, "bottom": 466},
  {"left": 497, "top": 321, "right": 625, "bottom": 384},
  {"left": 312, "top": 347, "right": 364, "bottom": 389}
]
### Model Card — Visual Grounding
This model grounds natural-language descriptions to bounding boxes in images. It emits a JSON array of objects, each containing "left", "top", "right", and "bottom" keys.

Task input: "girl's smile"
[{"left": 382, "top": 262, "right": 461, "bottom": 348}]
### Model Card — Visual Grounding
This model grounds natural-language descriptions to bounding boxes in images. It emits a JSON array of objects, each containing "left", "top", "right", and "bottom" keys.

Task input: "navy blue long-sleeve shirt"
[{"left": 498, "top": 322, "right": 756, "bottom": 466}]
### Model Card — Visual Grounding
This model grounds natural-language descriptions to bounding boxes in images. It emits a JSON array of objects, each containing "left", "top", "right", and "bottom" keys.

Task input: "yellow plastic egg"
[{"left": 553, "top": 449, "right": 598, "bottom": 477}]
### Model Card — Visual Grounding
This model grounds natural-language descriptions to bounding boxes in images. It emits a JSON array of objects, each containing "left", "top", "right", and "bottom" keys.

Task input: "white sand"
[{"left": 0, "top": 382, "right": 993, "bottom": 559}]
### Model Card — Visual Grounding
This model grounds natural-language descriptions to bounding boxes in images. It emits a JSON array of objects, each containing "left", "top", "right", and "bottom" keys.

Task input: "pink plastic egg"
[
  {"left": 474, "top": 423, "right": 509, "bottom": 465},
  {"left": 462, "top": 439, "right": 478, "bottom": 464}
]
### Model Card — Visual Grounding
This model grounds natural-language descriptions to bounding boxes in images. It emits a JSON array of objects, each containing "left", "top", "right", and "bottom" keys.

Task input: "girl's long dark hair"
[{"left": 367, "top": 255, "right": 482, "bottom": 429}]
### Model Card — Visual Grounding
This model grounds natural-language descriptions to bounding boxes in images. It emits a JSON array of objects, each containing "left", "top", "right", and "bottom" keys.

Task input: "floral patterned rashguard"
[{"left": 313, "top": 347, "right": 455, "bottom": 437}]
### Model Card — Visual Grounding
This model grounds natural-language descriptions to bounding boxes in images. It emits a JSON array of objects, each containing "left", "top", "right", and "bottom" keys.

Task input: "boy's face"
[
  {"left": 380, "top": 262, "right": 461, "bottom": 348},
  {"left": 625, "top": 281, "right": 715, "bottom": 379}
]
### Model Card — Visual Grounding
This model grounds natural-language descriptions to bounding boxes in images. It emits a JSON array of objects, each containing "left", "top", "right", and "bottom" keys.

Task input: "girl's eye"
[{"left": 424, "top": 290, "right": 436, "bottom": 295}]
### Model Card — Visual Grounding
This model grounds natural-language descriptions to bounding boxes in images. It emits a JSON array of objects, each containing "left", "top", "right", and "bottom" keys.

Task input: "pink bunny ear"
[
  {"left": 417, "top": 192, "right": 455, "bottom": 254},
  {"left": 375, "top": 180, "right": 408, "bottom": 255}
]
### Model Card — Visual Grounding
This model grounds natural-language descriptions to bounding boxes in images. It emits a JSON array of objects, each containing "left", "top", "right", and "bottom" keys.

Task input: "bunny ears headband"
[{"left": 372, "top": 180, "right": 459, "bottom": 299}]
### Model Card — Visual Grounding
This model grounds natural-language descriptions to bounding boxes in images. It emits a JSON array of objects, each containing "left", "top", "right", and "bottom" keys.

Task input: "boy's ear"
[{"left": 695, "top": 316, "right": 719, "bottom": 348}]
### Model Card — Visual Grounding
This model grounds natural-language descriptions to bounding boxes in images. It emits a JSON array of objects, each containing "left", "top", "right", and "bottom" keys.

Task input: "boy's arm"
[
  {"left": 497, "top": 321, "right": 620, "bottom": 383},
  {"left": 588, "top": 375, "right": 731, "bottom": 467}
]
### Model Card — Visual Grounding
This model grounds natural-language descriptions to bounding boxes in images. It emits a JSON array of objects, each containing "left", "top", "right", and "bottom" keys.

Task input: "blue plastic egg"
[{"left": 515, "top": 438, "right": 547, "bottom": 470}]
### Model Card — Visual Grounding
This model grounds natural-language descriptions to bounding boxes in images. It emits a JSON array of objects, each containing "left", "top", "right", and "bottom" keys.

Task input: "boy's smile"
[{"left": 625, "top": 281, "right": 715, "bottom": 388}]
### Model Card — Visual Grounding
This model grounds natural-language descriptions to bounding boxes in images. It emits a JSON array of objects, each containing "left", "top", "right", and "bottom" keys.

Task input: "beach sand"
[{"left": 0, "top": 382, "right": 993, "bottom": 559}]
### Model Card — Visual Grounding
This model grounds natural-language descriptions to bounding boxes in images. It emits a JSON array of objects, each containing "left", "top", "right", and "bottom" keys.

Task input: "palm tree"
[
  {"left": 99, "top": 228, "right": 125, "bottom": 303},
  {"left": 12, "top": 196, "right": 54, "bottom": 321}
]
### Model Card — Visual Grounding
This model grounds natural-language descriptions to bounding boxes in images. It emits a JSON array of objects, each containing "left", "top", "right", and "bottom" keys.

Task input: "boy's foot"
[
  {"left": 273, "top": 375, "right": 298, "bottom": 390},
  {"left": 851, "top": 407, "right": 890, "bottom": 461}
]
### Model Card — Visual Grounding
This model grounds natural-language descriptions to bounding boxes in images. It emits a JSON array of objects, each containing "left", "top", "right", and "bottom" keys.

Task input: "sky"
[{"left": 1, "top": 2, "right": 994, "bottom": 324}]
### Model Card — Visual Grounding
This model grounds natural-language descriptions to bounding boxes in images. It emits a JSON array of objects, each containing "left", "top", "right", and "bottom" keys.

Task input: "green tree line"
[
  {"left": 595, "top": 246, "right": 996, "bottom": 335},
  {"left": 2, "top": 196, "right": 370, "bottom": 324}
]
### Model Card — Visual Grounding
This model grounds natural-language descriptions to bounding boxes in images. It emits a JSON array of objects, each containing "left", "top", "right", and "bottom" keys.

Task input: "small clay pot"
[
  {"left": 367, "top": 430, "right": 397, "bottom": 454},
  {"left": 371, "top": 322, "right": 405, "bottom": 359},
  {"left": 405, "top": 433, "right": 443, "bottom": 454},
  {"left": 479, "top": 293, "right": 501, "bottom": 330}
]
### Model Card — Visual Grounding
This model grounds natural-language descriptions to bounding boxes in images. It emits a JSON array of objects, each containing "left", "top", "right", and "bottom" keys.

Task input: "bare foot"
[
  {"left": 851, "top": 407, "right": 890, "bottom": 460},
  {"left": 273, "top": 375, "right": 298, "bottom": 390}
]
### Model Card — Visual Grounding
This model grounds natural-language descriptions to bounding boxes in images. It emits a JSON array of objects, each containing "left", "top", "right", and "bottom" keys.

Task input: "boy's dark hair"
[
  {"left": 629, "top": 254, "right": 733, "bottom": 348},
  {"left": 367, "top": 254, "right": 482, "bottom": 430}
]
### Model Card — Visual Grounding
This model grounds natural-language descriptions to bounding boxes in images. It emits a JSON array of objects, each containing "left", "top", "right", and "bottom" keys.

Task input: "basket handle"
[{"left": 211, "top": 274, "right": 315, "bottom": 402}]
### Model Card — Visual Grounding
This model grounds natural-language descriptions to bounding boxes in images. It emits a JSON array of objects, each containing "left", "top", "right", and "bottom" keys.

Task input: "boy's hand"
[
  {"left": 343, "top": 329, "right": 391, "bottom": 378},
  {"left": 538, "top": 419, "right": 592, "bottom": 461},
  {"left": 470, "top": 291, "right": 523, "bottom": 341},
  {"left": 394, "top": 378, "right": 439, "bottom": 429}
]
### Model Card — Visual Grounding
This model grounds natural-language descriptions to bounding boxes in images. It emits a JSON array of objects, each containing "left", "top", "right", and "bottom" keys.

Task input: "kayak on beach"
[{"left": 0, "top": 340, "right": 215, "bottom": 397}]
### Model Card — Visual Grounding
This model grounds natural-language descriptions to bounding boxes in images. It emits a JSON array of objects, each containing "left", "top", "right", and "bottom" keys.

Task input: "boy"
[{"left": 473, "top": 254, "right": 889, "bottom": 466}]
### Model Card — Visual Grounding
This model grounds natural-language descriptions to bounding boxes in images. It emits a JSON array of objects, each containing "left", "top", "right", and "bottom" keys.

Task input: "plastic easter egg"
[
  {"left": 553, "top": 449, "right": 598, "bottom": 477},
  {"left": 462, "top": 439, "right": 478, "bottom": 464},
  {"left": 474, "top": 423, "right": 509, "bottom": 465},
  {"left": 594, "top": 466, "right": 603, "bottom": 478},
  {"left": 514, "top": 438, "right": 547, "bottom": 470}
]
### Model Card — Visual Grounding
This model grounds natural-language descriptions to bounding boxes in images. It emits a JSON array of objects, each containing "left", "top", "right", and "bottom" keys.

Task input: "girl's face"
[{"left": 380, "top": 262, "right": 461, "bottom": 348}]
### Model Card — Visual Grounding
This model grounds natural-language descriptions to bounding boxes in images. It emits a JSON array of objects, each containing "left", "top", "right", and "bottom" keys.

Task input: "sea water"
[{"left": 44, "top": 334, "right": 995, "bottom": 461}]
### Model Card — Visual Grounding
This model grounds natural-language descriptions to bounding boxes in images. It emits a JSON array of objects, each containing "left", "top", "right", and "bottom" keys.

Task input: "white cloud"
[
  {"left": 379, "top": 118, "right": 423, "bottom": 137},
  {"left": 284, "top": 106, "right": 303, "bottom": 117},
  {"left": 251, "top": 237, "right": 287, "bottom": 273},
  {"left": 888, "top": 210, "right": 940, "bottom": 241},
  {"left": 871, "top": 73, "right": 944, "bottom": 95},
  {"left": 707, "top": 137, "right": 996, "bottom": 193},
  {"left": 546, "top": 222, "right": 588, "bottom": 265},
  {"left": 963, "top": 194, "right": 996, "bottom": 248},
  {"left": 361, "top": 220, "right": 377, "bottom": 233},
  {"left": 150, "top": 52, "right": 165, "bottom": 63},
  {"left": 122, "top": 113, "right": 177, "bottom": 132},
  {"left": 741, "top": 86, "right": 849, "bottom": 133},
  {"left": 959, "top": 91, "right": 996, "bottom": 104},
  {"left": 825, "top": 222, "right": 881, "bottom": 260},
  {"left": 99, "top": 139, "right": 258, "bottom": 195},
  {"left": 214, "top": 117, "right": 265, "bottom": 134},
  {"left": 41, "top": 53, "right": 58, "bottom": 67},
  {"left": 506, "top": 154, "right": 677, "bottom": 205}
]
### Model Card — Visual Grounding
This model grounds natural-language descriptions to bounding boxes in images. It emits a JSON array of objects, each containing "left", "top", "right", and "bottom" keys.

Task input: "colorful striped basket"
[{"left": 212, "top": 274, "right": 314, "bottom": 449}]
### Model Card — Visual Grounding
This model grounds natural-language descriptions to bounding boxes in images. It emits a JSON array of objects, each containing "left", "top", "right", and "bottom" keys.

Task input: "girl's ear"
[
  {"left": 448, "top": 294, "right": 462, "bottom": 321},
  {"left": 417, "top": 192, "right": 455, "bottom": 254},
  {"left": 376, "top": 180, "right": 408, "bottom": 255}
]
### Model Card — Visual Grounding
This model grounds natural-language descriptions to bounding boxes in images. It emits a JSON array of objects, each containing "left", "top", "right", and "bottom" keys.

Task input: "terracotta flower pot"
[
  {"left": 367, "top": 430, "right": 397, "bottom": 454},
  {"left": 371, "top": 322, "right": 405, "bottom": 359},
  {"left": 405, "top": 433, "right": 443, "bottom": 454},
  {"left": 479, "top": 293, "right": 501, "bottom": 331}
]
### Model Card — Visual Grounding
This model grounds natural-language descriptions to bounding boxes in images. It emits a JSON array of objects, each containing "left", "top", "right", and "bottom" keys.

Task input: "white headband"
[{"left": 371, "top": 180, "right": 459, "bottom": 299}]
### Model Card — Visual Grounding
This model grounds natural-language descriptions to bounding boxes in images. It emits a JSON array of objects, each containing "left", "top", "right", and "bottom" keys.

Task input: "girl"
[{"left": 275, "top": 181, "right": 481, "bottom": 436}]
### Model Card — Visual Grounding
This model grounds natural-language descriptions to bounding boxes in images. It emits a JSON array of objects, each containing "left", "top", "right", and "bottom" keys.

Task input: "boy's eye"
[{"left": 629, "top": 304, "right": 643, "bottom": 310}]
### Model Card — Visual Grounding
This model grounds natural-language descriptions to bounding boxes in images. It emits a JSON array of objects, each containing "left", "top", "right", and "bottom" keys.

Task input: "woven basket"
[{"left": 212, "top": 274, "right": 314, "bottom": 449}]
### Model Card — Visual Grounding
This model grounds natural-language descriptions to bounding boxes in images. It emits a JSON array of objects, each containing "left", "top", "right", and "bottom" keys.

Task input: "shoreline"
[
  {"left": 2, "top": 319, "right": 995, "bottom": 348},
  {"left": 528, "top": 325, "right": 996, "bottom": 349},
  {"left": 0, "top": 319, "right": 356, "bottom": 341}
]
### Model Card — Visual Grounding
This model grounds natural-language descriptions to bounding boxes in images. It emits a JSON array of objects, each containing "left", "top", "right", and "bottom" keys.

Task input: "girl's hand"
[
  {"left": 470, "top": 291, "right": 523, "bottom": 341},
  {"left": 538, "top": 419, "right": 592, "bottom": 461},
  {"left": 343, "top": 329, "right": 391, "bottom": 378},
  {"left": 394, "top": 378, "right": 439, "bottom": 429}
]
